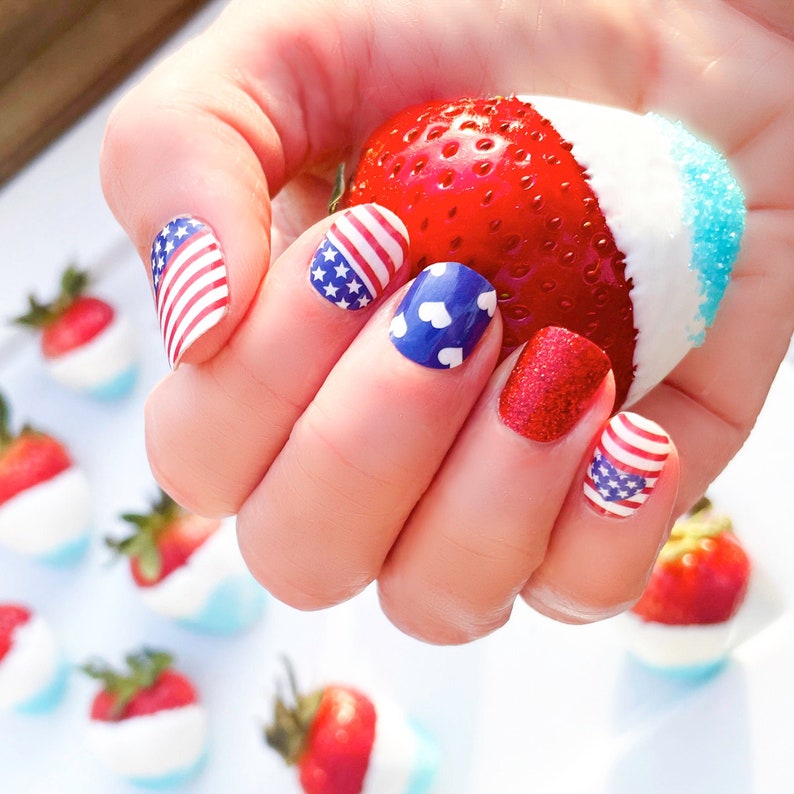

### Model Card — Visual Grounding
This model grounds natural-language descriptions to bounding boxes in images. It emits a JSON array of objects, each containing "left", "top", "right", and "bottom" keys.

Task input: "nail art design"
[
  {"left": 499, "top": 327, "right": 611, "bottom": 442},
  {"left": 389, "top": 262, "right": 496, "bottom": 368},
  {"left": 150, "top": 216, "right": 229, "bottom": 367},
  {"left": 310, "top": 204, "right": 409, "bottom": 310},
  {"left": 584, "top": 412, "right": 670, "bottom": 518}
]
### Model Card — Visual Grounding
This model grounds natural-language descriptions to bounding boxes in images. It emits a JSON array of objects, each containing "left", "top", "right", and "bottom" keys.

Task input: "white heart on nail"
[
  {"left": 437, "top": 347, "right": 463, "bottom": 368},
  {"left": 478, "top": 289, "right": 497, "bottom": 317},
  {"left": 418, "top": 301, "right": 452, "bottom": 329},
  {"left": 389, "top": 312, "right": 408, "bottom": 338}
]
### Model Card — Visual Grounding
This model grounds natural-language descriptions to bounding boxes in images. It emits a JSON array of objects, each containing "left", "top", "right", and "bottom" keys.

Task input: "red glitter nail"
[{"left": 498, "top": 326, "right": 611, "bottom": 442}]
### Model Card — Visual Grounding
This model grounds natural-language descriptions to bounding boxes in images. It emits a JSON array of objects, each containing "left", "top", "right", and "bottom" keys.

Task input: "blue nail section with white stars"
[
  {"left": 389, "top": 262, "right": 496, "bottom": 369},
  {"left": 310, "top": 205, "right": 409, "bottom": 310}
]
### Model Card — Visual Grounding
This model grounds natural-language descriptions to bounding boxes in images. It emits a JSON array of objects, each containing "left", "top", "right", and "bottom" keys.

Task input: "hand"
[{"left": 100, "top": 0, "right": 794, "bottom": 642}]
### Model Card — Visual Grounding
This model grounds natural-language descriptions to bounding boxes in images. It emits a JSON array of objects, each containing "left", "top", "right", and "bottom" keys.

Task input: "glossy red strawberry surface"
[
  {"left": 632, "top": 507, "right": 751, "bottom": 625},
  {"left": 0, "top": 432, "right": 72, "bottom": 506},
  {"left": 90, "top": 668, "right": 197, "bottom": 722},
  {"left": 0, "top": 604, "right": 31, "bottom": 661},
  {"left": 41, "top": 295, "right": 114, "bottom": 359},
  {"left": 298, "top": 686, "right": 376, "bottom": 794},
  {"left": 344, "top": 96, "right": 636, "bottom": 406}
]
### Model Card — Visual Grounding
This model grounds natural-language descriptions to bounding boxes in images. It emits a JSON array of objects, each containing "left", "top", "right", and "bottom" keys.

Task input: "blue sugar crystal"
[{"left": 651, "top": 115, "right": 746, "bottom": 344}]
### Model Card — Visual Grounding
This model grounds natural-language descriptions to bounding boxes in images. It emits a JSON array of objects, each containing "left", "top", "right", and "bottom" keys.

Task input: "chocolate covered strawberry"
[
  {"left": 0, "top": 392, "right": 91, "bottom": 564},
  {"left": 15, "top": 265, "right": 138, "bottom": 399},
  {"left": 82, "top": 648, "right": 208, "bottom": 787},
  {"left": 107, "top": 489, "right": 265, "bottom": 633},
  {"left": 0, "top": 603, "right": 69, "bottom": 714},
  {"left": 620, "top": 497, "right": 752, "bottom": 675},
  {"left": 342, "top": 95, "right": 745, "bottom": 407},
  {"left": 266, "top": 664, "right": 437, "bottom": 794}
]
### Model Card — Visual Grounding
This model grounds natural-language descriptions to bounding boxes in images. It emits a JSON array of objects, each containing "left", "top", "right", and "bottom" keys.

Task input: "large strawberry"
[
  {"left": 342, "top": 95, "right": 745, "bottom": 408},
  {"left": 266, "top": 664, "right": 437, "bottom": 794},
  {"left": 107, "top": 489, "right": 266, "bottom": 633},
  {"left": 621, "top": 497, "right": 752, "bottom": 675},
  {"left": 82, "top": 648, "right": 208, "bottom": 786},
  {"left": 0, "top": 392, "right": 92, "bottom": 564},
  {"left": 14, "top": 265, "right": 138, "bottom": 399},
  {"left": 0, "top": 603, "right": 70, "bottom": 713}
]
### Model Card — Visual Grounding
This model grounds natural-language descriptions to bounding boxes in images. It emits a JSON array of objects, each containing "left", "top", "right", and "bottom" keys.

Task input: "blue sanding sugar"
[{"left": 650, "top": 114, "right": 746, "bottom": 344}]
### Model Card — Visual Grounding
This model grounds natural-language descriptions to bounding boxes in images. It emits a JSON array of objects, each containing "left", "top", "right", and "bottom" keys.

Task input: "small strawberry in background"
[
  {"left": 0, "top": 602, "right": 70, "bottom": 714},
  {"left": 106, "top": 488, "right": 266, "bottom": 634},
  {"left": 265, "top": 661, "right": 438, "bottom": 794},
  {"left": 14, "top": 265, "right": 139, "bottom": 400},
  {"left": 82, "top": 647, "right": 208, "bottom": 788},
  {"left": 341, "top": 94, "right": 745, "bottom": 408},
  {"left": 0, "top": 391, "right": 92, "bottom": 565},
  {"left": 618, "top": 497, "right": 752, "bottom": 677}
]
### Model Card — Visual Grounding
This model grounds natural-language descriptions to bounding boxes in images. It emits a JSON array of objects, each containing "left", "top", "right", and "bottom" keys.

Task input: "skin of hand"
[{"left": 100, "top": 0, "right": 794, "bottom": 643}]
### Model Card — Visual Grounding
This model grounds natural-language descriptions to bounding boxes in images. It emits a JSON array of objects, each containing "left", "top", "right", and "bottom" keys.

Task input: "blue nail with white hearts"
[{"left": 389, "top": 262, "right": 497, "bottom": 369}]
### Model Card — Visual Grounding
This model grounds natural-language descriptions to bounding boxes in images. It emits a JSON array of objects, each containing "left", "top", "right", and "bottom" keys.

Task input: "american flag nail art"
[
  {"left": 310, "top": 204, "right": 409, "bottom": 310},
  {"left": 584, "top": 412, "right": 670, "bottom": 518},
  {"left": 150, "top": 216, "right": 229, "bottom": 368}
]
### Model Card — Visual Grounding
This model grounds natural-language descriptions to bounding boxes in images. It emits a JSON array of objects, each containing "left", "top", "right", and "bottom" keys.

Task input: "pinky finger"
[{"left": 521, "top": 412, "right": 680, "bottom": 624}]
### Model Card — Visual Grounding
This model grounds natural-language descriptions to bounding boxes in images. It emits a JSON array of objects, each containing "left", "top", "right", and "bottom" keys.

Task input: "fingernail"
[
  {"left": 150, "top": 216, "right": 229, "bottom": 368},
  {"left": 498, "top": 326, "right": 611, "bottom": 442},
  {"left": 310, "top": 204, "right": 409, "bottom": 310},
  {"left": 584, "top": 412, "right": 671, "bottom": 518},
  {"left": 389, "top": 262, "right": 496, "bottom": 369}
]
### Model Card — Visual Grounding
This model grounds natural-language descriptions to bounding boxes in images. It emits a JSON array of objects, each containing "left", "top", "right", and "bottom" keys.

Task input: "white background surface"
[{"left": 1, "top": 3, "right": 793, "bottom": 791}]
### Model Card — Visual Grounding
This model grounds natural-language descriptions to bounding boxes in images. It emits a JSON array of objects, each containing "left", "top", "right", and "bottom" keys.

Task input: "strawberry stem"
[
  {"left": 81, "top": 648, "right": 173, "bottom": 720},
  {"left": 13, "top": 265, "right": 90, "bottom": 329},
  {"left": 0, "top": 393, "right": 12, "bottom": 449},
  {"left": 328, "top": 163, "right": 346, "bottom": 214},
  {"left": 264, "top": 658, "right": 323, "bottom": 766},
  {"left": 106, "top": 488, "right": 183, "bottom": 581}
]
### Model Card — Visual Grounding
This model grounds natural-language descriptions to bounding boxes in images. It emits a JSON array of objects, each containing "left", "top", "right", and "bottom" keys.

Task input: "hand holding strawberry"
[
  {"left": 14, "top": 265, "right": 139, "bottom": 400},
  {"left": 100, "top": 0, "right": 793, "bottom": 640},
  {"left": 0, "top": 392, "right": 91, "bottom": 565}
]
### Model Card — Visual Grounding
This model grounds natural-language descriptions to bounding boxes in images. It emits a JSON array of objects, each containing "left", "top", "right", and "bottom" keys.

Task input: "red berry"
[
  {"left": 84, "top": 649, "right": 197, "bottom": 722},
  {"left": 344, "top": 96, "right": 635, "bottom": 406},
  {"left": 0, "top": 604, "right": 32, "bottom": 662},
  {"left": 0, "top": 432, "right": 72, "bottom": 506},
  {"left": 632, "top": 502, "right": 751, "bottom": 625},
  {"left": 298, "top": 687, "right": 376, "bottom": 794},
  {"left": 109, "top": 490, "right": 218, "bottom": 587},
  {"left": 41, "top": 296, "right": 114, "bottom": 359}
]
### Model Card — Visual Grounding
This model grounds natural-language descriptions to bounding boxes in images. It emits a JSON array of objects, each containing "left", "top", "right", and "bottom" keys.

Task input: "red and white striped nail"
[
  {"left": 584, "top": 412, "right": 670, "bottom": 518},
  {"left": 309, "top": 204, "right": 409, "bottom": 310},
  {"left": 150, "top": 216, "right": 229, "bottom": 368}
]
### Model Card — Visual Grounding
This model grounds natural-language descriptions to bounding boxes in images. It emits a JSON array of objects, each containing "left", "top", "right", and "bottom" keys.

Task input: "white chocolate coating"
[
  {"left": 47, "top": 313, "right": 137, "bottom": 391},
  {"left": 140, "top": 521, "right": 246, "bottom": 618},
  {"left": 86, "top": 703, "right": 208, "bottom": 778},
  {"left": 618, "top": 611, "right": 736, "bottom": 671},
  {"left": 0, "top": 467, "right": 91, "bottom": 555},
  {"left": 0, "top": 615, "right": 60, "bottom": 709}
]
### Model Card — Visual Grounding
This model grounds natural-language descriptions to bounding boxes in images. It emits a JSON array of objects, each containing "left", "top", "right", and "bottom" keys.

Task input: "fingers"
[
  {"left": 377, "top": 327, "right": 615, "bottom": 643},
  {"left": 378, "top": 329, "right": 678, "bottom": 643},
  {"left": 236, "top": 262, "right": 502, "bottom": 609},
  {"left": 521, "top": 412, "right": 679, "bottom": 625},
  {"left": 145, "top": 204, "right": 410, "bottom": 516}
]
